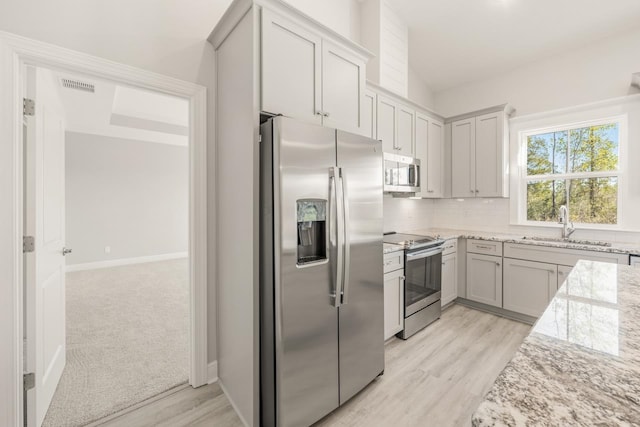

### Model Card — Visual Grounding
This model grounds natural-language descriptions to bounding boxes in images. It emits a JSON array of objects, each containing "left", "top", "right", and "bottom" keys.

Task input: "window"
[{"left": 523, "top": 120, "right": 620, "bottom": 226}]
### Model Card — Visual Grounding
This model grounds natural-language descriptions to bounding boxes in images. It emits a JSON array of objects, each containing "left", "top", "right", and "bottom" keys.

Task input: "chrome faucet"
[{"left": 558, "top": 205, "right": 575, "bottom": 239}]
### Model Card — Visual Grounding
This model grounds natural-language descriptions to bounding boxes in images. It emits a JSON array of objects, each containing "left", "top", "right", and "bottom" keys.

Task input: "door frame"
[{"left": 0, "top": 31, "right": 209, "bottom": 427}]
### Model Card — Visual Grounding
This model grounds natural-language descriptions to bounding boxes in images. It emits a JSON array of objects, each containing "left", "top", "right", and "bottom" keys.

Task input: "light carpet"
[{"left": 43, "top": 259, "right": 189, "bottom": 427}]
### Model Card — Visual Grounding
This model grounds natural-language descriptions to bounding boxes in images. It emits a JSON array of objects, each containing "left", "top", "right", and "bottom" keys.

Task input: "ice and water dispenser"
[{"left": 297, "top": 200, "right": 327, "bottom": 265}]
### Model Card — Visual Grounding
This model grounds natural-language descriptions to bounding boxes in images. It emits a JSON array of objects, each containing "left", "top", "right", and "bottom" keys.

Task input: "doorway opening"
[{"left": 23, "top": 65, "right": 194, "bottom": 426}]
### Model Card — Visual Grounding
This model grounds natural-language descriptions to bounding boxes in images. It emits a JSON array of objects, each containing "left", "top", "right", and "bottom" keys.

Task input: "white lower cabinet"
[
  {"left": 466, "top": 253, "right": 502, "bottom": 308},
  {"left": 503, "top": 258, "right": 558, "bottom": 318},
  {"left": 383, "top": 268, "right": 404, "bottom": 340},
  {"left": 441, "top": 253, "right": 457, "bottom": 306},
  {"left": 557, "top": 265, "right": 573, "bottom": 289}
]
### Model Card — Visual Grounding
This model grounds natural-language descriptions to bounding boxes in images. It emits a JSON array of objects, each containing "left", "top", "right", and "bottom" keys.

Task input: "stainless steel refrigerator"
[{"left": 260, "top": 117, "right": 384, "bottom": 427}]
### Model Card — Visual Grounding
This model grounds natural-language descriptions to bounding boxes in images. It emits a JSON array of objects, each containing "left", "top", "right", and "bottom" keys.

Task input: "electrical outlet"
[{"left": 104, "top": 246, "right": 111, "bottom": 254}]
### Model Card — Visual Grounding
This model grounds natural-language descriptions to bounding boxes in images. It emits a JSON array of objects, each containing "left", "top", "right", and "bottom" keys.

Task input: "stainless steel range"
[{"left": 383, "top": 233, "right": 445, "bottom": 339}]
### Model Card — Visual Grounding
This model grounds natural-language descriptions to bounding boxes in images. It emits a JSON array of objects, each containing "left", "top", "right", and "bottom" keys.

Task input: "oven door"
[{"left": 404, "top": 246, "right": 443, "bottom": 316}]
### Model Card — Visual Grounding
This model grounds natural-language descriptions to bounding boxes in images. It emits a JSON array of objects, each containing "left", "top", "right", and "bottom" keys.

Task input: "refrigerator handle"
[
  {"left": 340, "top": 170, "right": 351, "bottom": 305},
  {"left": 329, "top": 167, "right": 342, "bottom": 308}
]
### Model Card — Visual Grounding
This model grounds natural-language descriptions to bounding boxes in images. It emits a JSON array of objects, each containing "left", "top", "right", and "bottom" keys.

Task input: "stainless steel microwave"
[{"left": 384, "top": 152, "right": 420, "bottom": 193}]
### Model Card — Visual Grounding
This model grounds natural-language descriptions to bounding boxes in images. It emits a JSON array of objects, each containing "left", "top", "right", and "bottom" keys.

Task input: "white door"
[
  {"left": 24, "top": 67, "right": 67, "bottom": 427},
  {"left": 503, "top": 258, "right": 557, "bottom": 318},
  {"left": 362, "top": 89, "right": 377, "bottom": 139},
  {"left": 441, "top": 253, "right": 457, "bottom": 306},
  {"left": 377, "top": 95, "right": 397, "bottom": 153},
  {"left": 396, "top": 105, "right": 414, "bottom": 156},
  {"left": 383, "top": 269, "right": 404, "bottom": 340},
  {"left": 321, "top": 40, "right": 365, "bottom": 134},
  {"left": 475, "top": 112, "right": 502, "bottom": 197},
  {"left": 427, "top": 119, "right": 444, "bottom": 198},
  {"left": 414, "top": 113, "right": 428, "bottom": 197},
  {"left": 261, "top": 9, "right": 322, "bottom": 125},
  {"left": 451, "top": 118, "right": 476, "bottom": 198},
  {"left": 466, "top": 253, "right": 502, "bottom": 308}
]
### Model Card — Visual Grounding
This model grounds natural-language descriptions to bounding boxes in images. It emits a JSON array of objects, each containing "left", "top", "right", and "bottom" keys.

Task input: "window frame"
[{"left": 517, "top": 115, "right": 625, "bottom": 230}]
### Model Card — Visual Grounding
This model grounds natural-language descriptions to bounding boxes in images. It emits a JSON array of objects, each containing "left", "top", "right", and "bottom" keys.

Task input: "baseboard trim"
[
  {"left": 207, "top": 361, "right": 218, "bottom": 384},
  {"left": 65, "top": 252, "right": 188, "bottom": 272},
  {"left": 219, "top": 379, "right": 251, "bottom": 427},
  {"left": 456, "top": 298, "right": 536, "bottom": 325}
]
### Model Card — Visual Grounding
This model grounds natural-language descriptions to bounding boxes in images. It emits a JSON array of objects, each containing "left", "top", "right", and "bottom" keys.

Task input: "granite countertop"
[
  {"left": 404, "top": 228, "right": 640, "bottom": 256},
  {"left": 472, "top": 260, "right": 640, "bottom": 426}
]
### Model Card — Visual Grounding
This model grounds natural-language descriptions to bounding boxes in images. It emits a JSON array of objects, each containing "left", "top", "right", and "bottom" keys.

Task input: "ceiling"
[
  {"left": 390, "top": 0, "right": 640, "bottom": 92},
  {"left": 55, "top": 70, "right": 189, "bottom": 146}
]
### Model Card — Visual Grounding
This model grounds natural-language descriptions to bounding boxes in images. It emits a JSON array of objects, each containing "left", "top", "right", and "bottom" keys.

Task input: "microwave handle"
[{"left": 412, "top": 164, "right": 420, "bottom": 188}]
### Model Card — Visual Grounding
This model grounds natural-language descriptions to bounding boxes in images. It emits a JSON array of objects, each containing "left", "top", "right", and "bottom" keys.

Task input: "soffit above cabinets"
[{"left": 389, "top": 0, "right": 640, "bottom": 91}]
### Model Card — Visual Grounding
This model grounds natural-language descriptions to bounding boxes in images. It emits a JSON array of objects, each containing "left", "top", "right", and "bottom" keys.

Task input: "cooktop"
[{"left": 383, "top": 232, "right": 444, "bottom": 251}]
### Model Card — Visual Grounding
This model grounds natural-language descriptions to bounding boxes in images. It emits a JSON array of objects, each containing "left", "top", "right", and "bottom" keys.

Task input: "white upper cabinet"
[
  {"left": 376, "top": 94, "right": 415, "bottom": 156},
  {"left": 415, "top": 113, "right": 444, "bottom": 198},
  {"left": 362, "top": 89, "right": 377, "bottom": 139},
  {"left": 377, "top": 95, "right": 398, "bottom": 153},
  {"left": 451, "top": 118, "right": 476, "bottom": 198},
  {"left": 475, "top": 112, "right": 504, "bottom": 197},
  {"left": 396, "top": 104, "right": 415, "bottom": 156},
  {"left": 262, "top": 9, "right": 322, "bottom": 126},
  {"left": 321, "top": 40, "right": 366, "bottom": 134},
  {"left": 451, "top": 110, "right": 509, "bottom": 198},
  {"left": 261, "top": 8, "right": 368, "bottom": 134}
]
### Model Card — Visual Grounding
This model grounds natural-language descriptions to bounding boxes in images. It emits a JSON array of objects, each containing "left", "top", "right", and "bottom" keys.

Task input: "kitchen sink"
[{"left": 521, "top": 236, "right": 612, "bottom": 247}]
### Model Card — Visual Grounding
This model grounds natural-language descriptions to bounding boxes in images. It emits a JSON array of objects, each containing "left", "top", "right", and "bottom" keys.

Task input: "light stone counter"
[
  {"left": 472, "top": 260, "right": 640, "bottom": 426},
  {"left": 405, "top": 228, "right": 640, "bottom": 256}
]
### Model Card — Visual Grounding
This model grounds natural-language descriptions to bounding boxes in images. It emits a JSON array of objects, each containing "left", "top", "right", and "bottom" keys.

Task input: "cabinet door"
[
  {"left": 322, "top": 40, "right": 365, "bottom": 134},
  {"left": 441, "top": 253, "right": 457, "bottom": 306},
  {"left": 503, "top": 258, "right": 557, "bottom": 317},
  {"left": 384, "top": 269, "right": 404, "bottom": 340},
  {"left": 451, "top": 118, "right": 476, "bottom": 198},
  {"left": 396, "top": 105, "right": 415, "bottom": 156},
  {"left": 262, "top": 9, "right": 322, "bottom": 125},
  {"left": 362, "top": 89, "right": 377, "bottom": 139},
  {"left": 414, "top": 113, "right": 428, "bottom": 197},
  {"left": 475, "top": 112, "right": 503, "bottom": 197},
  {"left": 466, "top": 253, "right": 502, "bottom": 307},
  {"left": 377, "top": 95, "right": 397, "bottom": 153},
  {"left": 557, "top": 265, "right": 573, "bottom": 290},
  {"left": 427, "top": 119, "right": 444, "bottom": 197}
]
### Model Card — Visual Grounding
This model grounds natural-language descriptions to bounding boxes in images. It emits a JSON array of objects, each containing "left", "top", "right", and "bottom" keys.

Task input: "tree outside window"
[{"left": 525, "top": 122, "right": 619, "bottom": 225}]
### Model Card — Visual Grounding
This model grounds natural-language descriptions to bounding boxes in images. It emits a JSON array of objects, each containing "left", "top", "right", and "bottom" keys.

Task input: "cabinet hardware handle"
[
  {"left": 400, "top": 276, "right": 406, "bottom": 281},
  {"left": 495, "top": 262, "right": 500, "bottom": 266},
  {"left": 323, "top": 112, "right": 330, "bottom": 117},
  {"left": 428, "top": 190, "right": 434, "bottom": 193},
  {"left": 316, "top": 111, "right": 323, "bottom": 116},
  {"left": 442, "top": 262, "right": 445, "bottom": 266},
  {"left": 548, "top": 270, "right": 555, "bottom": 274},
  {"left": 559, "top": 271, "right": 564, "bottom": 275},
  {"left": 475, "top": 189, "right": 479, "bottom": 193},
  {"left": 470, "top": 190, "right": 474, "bottom": 193},
  {"left": 476, "top": 245, "right": 492, "bottom": 250}
]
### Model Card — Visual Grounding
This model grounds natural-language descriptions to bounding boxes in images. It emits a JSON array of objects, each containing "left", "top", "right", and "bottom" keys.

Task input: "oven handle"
[{"left": 406, "top": 246, "right": 444, "bottom": 260}]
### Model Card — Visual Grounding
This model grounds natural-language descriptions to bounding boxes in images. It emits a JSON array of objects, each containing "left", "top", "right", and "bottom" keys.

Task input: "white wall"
[
  {"left": 434, "top": 27, "right": 640, "bottom": 117},
  {"left": 408, "top": 66, "right": 435, "bottom": 110},
  {"left": 65, "top": 132, "right": 188, "bottom": 266},
  {"left": 383, "top": 196, "right": 433, "bottom": 233}
]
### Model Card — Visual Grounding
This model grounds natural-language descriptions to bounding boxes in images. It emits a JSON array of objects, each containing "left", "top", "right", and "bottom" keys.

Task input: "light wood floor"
[{"left": 94, "top": 305, "right": 530, "bottom": 427}]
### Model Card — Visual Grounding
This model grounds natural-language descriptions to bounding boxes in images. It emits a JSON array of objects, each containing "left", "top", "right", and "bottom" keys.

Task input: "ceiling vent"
[{"left": 61, "top": 78, "right": 95, "bottom": 93}]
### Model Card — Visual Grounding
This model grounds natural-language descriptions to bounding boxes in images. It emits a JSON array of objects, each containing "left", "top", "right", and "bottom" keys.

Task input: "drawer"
[
  {"left": 442, "top": 239, "right": 457, "bottom": 256},
  {"left": 467, "top": 239, "right": 503, "bottom": 256},
  {"left": 383, "top": 251, "right": 404, "bottom": 273}
]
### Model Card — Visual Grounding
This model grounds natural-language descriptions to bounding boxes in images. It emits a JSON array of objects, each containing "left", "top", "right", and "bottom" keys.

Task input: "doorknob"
[{"left": 62, "top": 247, "right": 72, "bottom": 256}]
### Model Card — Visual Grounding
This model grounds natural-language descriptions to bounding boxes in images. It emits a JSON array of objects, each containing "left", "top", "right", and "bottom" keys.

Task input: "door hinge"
[
  {"left": 23, "top": 98, "right": 35, "bottom": 116},
  {"left": 23, "top": 236, "right": 35, "bottom": 253},
  {"left": 23, "top": 372, "right": 35, "bottom": 391}
]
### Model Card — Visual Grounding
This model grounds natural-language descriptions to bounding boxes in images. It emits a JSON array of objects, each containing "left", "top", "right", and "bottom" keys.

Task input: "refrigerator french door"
[{"left": 260, "top": 117, "right": 384, "bottom": 427}]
